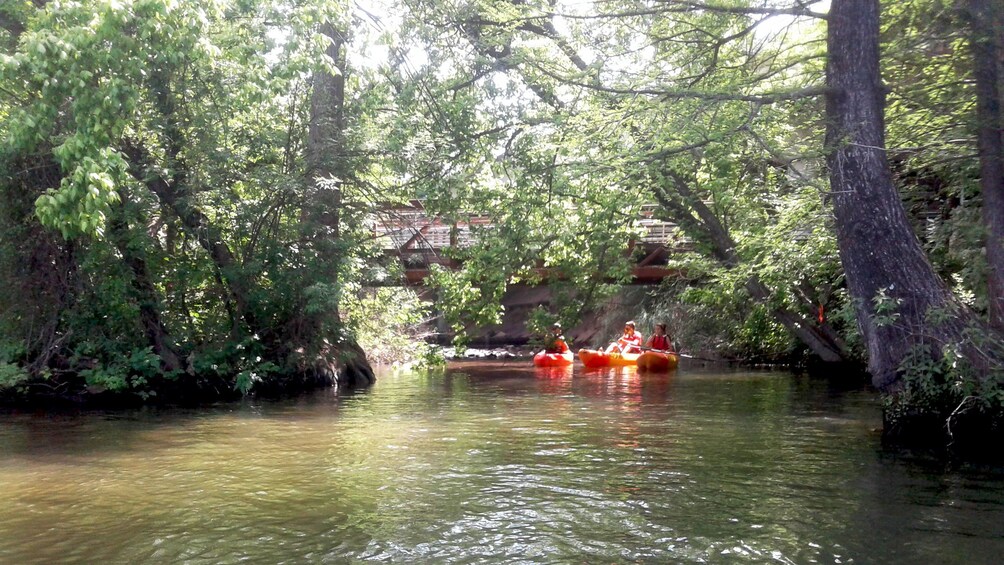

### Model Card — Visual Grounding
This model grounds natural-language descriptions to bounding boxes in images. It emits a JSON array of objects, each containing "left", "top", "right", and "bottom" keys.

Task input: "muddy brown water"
[{"left": 2, "top": 362, "right": 1003, "bottom": 563}]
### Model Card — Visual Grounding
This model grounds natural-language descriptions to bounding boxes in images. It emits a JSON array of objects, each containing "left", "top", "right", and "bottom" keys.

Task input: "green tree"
[
  {"left": 0, "top": 0, "right": 379, "bottom": 399},
  {"left": 962, "top": 0, "right": 1004, "bottom": 331},
  {"left": 825, "top": 0, "right": 1003, "bottom": 391}
]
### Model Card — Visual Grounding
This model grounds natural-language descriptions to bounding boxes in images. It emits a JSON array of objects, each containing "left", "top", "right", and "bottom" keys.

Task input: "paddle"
[{"left": 640, "top": 346, "right": 717, "bottom": 362}]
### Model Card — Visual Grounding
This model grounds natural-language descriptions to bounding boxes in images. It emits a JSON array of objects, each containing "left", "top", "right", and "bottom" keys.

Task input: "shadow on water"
[{"left": 0, "top": 385, "right": 374, "bottom": 462}]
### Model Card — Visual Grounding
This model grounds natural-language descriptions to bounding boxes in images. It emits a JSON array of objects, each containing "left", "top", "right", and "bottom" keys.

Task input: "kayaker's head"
[
  {"left": 624, "top": 321, "right": 636, "bottom": 334},
  {"left": 654, "top": 323, "right": 666, "bottom": 336},
  {"left": 551, "top": 322, "right": 562, "bottom": 334}
]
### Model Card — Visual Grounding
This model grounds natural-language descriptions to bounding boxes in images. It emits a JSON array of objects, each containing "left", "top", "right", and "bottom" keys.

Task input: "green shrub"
[
  {"left": 342, "top": 287, "right": 439, "bottom": 367},
  {"left": 884, "top": 343, "right": 1004, "bottom": 441},
  {"left": 78, "top": 346, "right": 163, "bottom": 398},
  {"left": 0, "top": 361, "right": 29, "bottom": 390}
]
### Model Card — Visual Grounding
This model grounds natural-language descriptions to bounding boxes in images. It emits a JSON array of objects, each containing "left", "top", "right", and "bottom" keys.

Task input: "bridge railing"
[{"left": 369, "top": 201, "right": 685, "bottom": 283}]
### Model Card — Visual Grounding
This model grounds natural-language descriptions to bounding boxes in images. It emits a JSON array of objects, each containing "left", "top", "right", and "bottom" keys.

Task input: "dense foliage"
[{"left": 0, "top": 0, "right": 397, "bottom": 401}]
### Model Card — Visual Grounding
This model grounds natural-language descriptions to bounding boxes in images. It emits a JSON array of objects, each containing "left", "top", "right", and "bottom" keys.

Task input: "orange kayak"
[
  {"left": 637, "top": 350, "right": 679, "bottom": 371},
  {"left": 533, "top": 350, "right": 574, "bottom": 367},
  {"left": 577, "top": 349, "right": 641, "bottom": 368}
]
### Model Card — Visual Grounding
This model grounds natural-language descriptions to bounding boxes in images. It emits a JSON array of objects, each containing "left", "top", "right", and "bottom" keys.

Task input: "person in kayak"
[
  {"left": 544, "top": 322, "right": 569, "bottom": 353},
  {"left": 645, "top": 323, "right": 674, "bottom": 352},
  {"left": 606, "top": 320, "right": 643, "bottom": 354}
]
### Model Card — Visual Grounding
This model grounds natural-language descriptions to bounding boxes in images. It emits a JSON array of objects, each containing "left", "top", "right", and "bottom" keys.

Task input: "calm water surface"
[{"left": 2, "top": 363, "right": 1004, "bottom": 564}]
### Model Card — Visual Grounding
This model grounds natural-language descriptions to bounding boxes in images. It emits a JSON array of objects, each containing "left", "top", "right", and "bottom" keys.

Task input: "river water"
[{"left": 1, "top": 362, "right": 1004, "bottom": 564}]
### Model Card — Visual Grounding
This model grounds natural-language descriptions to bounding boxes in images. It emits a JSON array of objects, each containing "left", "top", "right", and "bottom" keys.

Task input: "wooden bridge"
[{"left": 371, "top": 201, "right": 683, "bottom": 285}]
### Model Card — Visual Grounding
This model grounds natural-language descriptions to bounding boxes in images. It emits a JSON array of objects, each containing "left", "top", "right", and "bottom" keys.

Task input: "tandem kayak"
[
  {"left": 577, "top": 349, "right": 641, "bottom": 368},
  {"left": 533, "top": 350, "right": 574, "bottom": 367},
  {"left": 636, "top": 350, "right": 679, "bottom": 371}
]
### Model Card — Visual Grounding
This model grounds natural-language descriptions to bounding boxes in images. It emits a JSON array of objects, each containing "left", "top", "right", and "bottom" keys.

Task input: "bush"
[
  {"left": 0, "top": 362, "right": 29, "bottom": 390},
  {"left": 342, "top": 287, "right": 440, "bottom": 367},
  {"left": 884, "top": 343, "right": 1004, "bottom": 449}
]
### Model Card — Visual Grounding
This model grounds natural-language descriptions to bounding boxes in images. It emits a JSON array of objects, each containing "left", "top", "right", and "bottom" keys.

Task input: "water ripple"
[{"left": 0, "top": 368, "right": 1003, "bottom": 563}]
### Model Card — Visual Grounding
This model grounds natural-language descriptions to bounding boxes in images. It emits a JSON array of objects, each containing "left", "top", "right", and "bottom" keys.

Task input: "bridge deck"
[{"left": 371, "top": 202, "right": 683, "bottom": 284}]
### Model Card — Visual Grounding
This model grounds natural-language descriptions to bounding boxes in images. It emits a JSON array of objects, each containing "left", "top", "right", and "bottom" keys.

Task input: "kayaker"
[
  {"left": 544, "top": 322, "right": 569, "bottom": 353},
  {"left": 606, "top": 321, "right": 643, "bottom": 354},
  {"left": 645, "top": 323, "right": 674, "bottom": 352}
]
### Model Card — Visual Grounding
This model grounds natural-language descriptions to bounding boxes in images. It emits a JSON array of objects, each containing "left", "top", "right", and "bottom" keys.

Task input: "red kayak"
[
  {"left": 637, "top": 350, "right": 679, "bottom": 371},
  {"left": 533, "top": 350, "right": 574, "bottom": 367},
  {"left": 577, "top": 349, "right": 641, "bottom": 368}
]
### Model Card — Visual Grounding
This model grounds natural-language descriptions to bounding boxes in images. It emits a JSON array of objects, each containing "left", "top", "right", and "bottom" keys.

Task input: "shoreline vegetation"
[
  {"left": 0, "top": 341, "right": 848, "bottom": 408},
  {"left": 2, "top": 340, "right": 998, "bottom": 461}
]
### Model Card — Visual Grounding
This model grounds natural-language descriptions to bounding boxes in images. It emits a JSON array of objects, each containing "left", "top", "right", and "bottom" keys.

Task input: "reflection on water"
[{"left": 2, "top": 363, "right": 1004, "bottom": 564}]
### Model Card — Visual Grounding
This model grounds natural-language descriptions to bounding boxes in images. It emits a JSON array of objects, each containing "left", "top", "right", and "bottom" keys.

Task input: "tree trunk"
[
  {"left": 307, "top": 22, "right": 348, "bottom": 238},
  {"left": 108, "top": 206, "right": 183, "bottom": 373},
  {"left": 825, "top": 0, "right": 993, "bottom": 389},
  {"left": 306, "top": 22, "right": 375, "bottom": 387},
  {"left": 964, "top": 0, "right": 1004, "bottom": 331}
]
